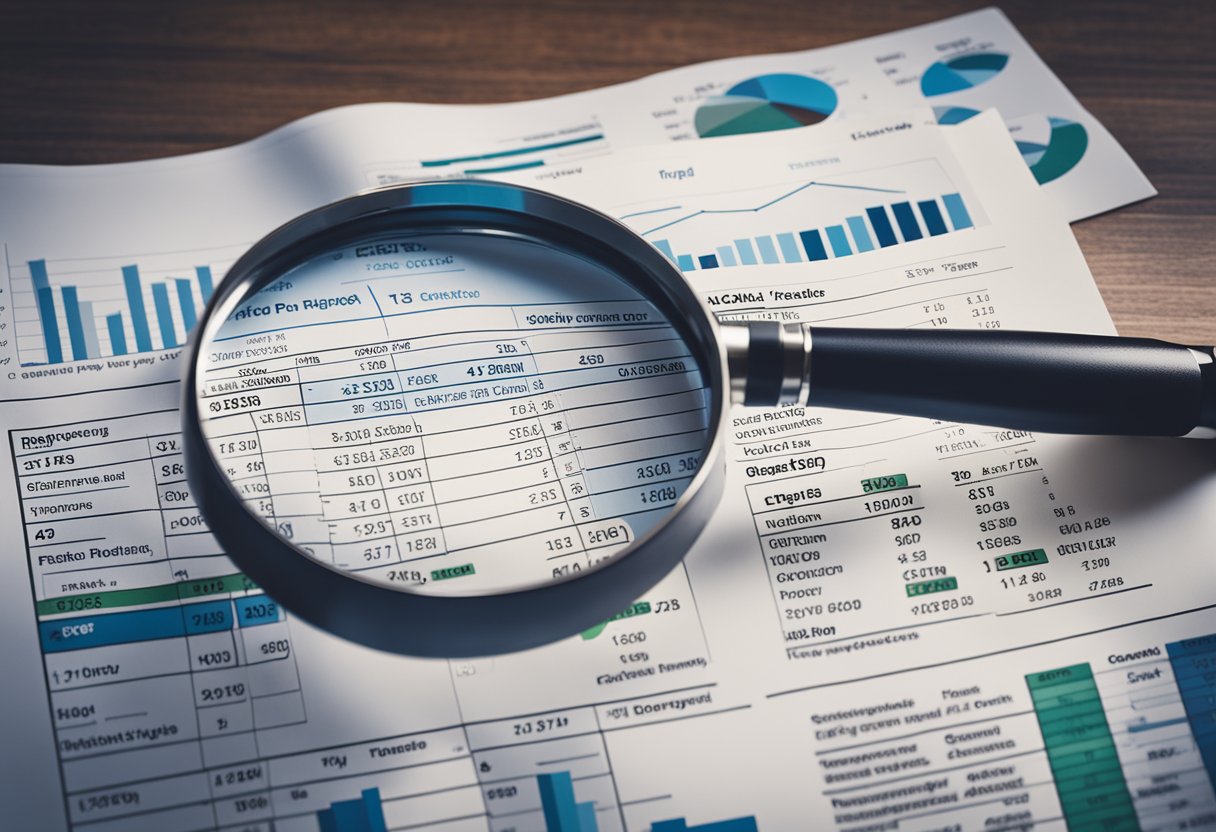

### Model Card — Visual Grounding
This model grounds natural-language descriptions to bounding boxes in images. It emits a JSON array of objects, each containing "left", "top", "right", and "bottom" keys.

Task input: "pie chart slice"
[
  {"left": 921, "top": 52, "right": 1010, "bottom": 97},
  {"left": 933, "top": 105, "right": 981, "bottom": 125},
  {"left": 1014, "top": 116, "right": 1089, "bottom": 184},
  {"left": 695, "top": 73, "right": 837, "bottom": 138}
]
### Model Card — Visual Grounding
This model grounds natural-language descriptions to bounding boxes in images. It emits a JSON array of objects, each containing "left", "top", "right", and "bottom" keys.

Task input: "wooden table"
[{"left": 1, "top": 0, "right": 1212, "bottom": 341}]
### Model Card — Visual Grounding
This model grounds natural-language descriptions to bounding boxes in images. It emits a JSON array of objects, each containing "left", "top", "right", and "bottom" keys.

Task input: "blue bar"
[
  {"left": 846, "top": 216, "right": 875, "bottom": 252},
  {"left": 175, "top": 278, "right": 197, "bottom": 332},
  {"left": 538, "top": 772, "right": 581, "bottom": 832},
  {"left": 30, "top": 260, "right": 64, "bottom": 364},
  {"left": 106, "top": 314, "right": 128, "bottom": 356},
  {"left": 653, "top": 239, "right": 676, "bottom": 263},
  {"left": 122, "top": 265, "right": 153, "bottom": 352},
  {"left": 1127, "top": 716, "right": 1189, "bottom": 733},
  {"left": 151, "top": 283, "right": 177, "bottom": 349},
  {"left": 652, "top": 823, "right": 687, "bottom": 831},
  {"left": 362, "top": 788, "right": 388, "bottom": 832},
  {"left": 755, "top": 236, "right": 779, "bottom": 264},
  {"left": 330, "top": 797, "right": 372, "bottom": 832},
  {"left": 715, "top": 246, "right": 737, "bottom": 267},
  {"left": 196, "top": 265, "right": 214, "bottom": 301},
  {"left": 825, "top": 225, "right": 853, "bottom": 257},
  {"left": 698, "top": 254, "right": 719, "bottom": 270},
  {"left": 917, "top": 199, "right": 949, "bottom": 236},
  {"left": 734, "top": 239, "right": 757, "bottom": 265},
  {"left": 61, "top": 286, "right": 88, "bottom": 360},
  {"left": 235, "top": 595, "right": 281, "bottom": 627},
  {"left": 652, "top": 820, "right": 757, "bottom": 832},
  {"left": 942, "top": 192, "right": 974, "bottom": 230},
  {"left": 676, "top": 254, "right": 695, "bottom": 272},
  {"left": 776, "top": 233, "right": 802, "bottom": 263},
  {"left": 865, "top": 207, "right": 898, "bottom": 248},
  {"left": 317, "top": 809, "right": 339, "bottom": 832},
  {"left": 576, "top": 801, "right": 599, "bottom": 832},
  {"left": 891, "top": 202, "right": 924, "bottom": 242},
  {"left": 799, "top": 230, "right": 828, "bottom": 262}
]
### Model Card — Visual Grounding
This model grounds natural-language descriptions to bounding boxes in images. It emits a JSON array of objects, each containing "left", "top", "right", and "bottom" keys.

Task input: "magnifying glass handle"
[{"left": 724, "top": 322, "right": 1216, "bottom": 437}]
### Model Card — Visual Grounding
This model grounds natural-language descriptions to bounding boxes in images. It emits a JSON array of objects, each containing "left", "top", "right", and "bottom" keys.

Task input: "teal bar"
[
  {"left": 150, "top": 283, "right": 178, "bottom": 349},
  {"left": 716, "top": 246, "right": 737, "bottom": 267},
  {"left": 734, "top": 239, "right": 757, "bottom": 265},
  {"left": 653, "top": 239, "right": 676, "bottom": 263},
  {"left": 846, "top": 215, "right": 874, "bottom": 252},
  {"left": 942, "top": 192, "right": 974, "bottom": 230},
  {"left": 362, "top": 788, "right": 388, "bottom": 832},
  {"left": 755, "top": 235, "right": 779, "bottom": 264},
  {"left": 106, "top": 314, "right": 128, "bottom": 355},
  {"left": 61, "top": 286, "right": 88, "bottom": 360},
  {"left": 576, "top": 801, "right": 599, "bottom": 832},
  {"left": 174, "top": 278, "right": 197, "bottom": 331},
  {"left": 196, "top": 265, "right": 214, "bottom": 301},
  {"left": 776, "top": 232, "right": 802, "bottom": 263},
  {"left": 122, "top": 265, "right": 153, "bottom": 352},
  {"left": 676, "top": 254, "right": 695, "bottom": 272},
  {"left": 538, "top": 771, "right": 581, "bottom": 832},
  {"left": 825, "top": 225, "right": 852, "bottom": 257},
  {"left": 30, "top": 260, "right": 64, "bottom": 364}
]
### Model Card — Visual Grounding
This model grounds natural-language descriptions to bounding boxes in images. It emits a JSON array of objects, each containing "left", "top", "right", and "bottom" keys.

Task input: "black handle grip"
[{"left": 803, "top": 327, "right": 1216, "bottom": 436}]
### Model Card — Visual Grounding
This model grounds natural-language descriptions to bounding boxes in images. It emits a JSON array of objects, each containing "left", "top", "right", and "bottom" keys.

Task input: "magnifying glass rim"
[{"left": 183, "top": 180, "right": 730, "bottom": 656}]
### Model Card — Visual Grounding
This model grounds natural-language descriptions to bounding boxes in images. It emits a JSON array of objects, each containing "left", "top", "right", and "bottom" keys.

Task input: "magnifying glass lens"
[{"left": 197, "top": 231, "right": 712, "bottom": 597}]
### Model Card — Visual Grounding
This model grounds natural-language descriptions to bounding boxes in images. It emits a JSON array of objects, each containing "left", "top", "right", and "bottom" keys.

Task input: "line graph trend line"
[{"left": 639, "top": 180, "right": 906, "bottom": 237}]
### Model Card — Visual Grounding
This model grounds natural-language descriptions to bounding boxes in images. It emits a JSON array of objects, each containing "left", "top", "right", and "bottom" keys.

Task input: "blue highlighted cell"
[
  {"left": 776, "top": 232, "right": 802, "bottom": 263},
  {"left": 698, "top": 254, "right": 719, "bottom": 270},
  {"left": 734, "top": 239, "right": 757, "bottom": 265},
  {"left": 890, "top": 202, "right": 923, "bottom": 242},
  {"left": 917, "top": 199, "right": 948, "bottom": 236},
  {"left": 825, "top": 225, "right": 852, "bottom": 257},
  {"left": 61, "top": 286, "right": 88, "bottom": 360},
  {"left": 1167, "top": 634, "right": 1216, "bottom": 792},
  {"left": 38, "top": 602, "right": 235, "bottom": 653},
  {"left": 846, "top": 216, "right": 874, "bottom": 252},
  {"left": 122, "top": 265, "right": 153, "bottom": 353},
  {"left": 235, "top": 595, "right": 281, "bottom": 627},
  {"left": 755, "top": 236, "right": 779, "bottom": 264},
  {"left": 866, "top": 207, "right": 898, "bottom": 248},
  {"left": 716, "top": 246, "right": 737, "bottom": 267},
  {"left": 942, "top": 192, "right": 974, "bottom": 230},
  {"left": 799, "top": 230, "right": 828, "bottom": 262}
]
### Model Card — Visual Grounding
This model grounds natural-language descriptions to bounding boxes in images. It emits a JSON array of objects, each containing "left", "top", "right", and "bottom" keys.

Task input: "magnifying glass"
[{"left": 183, "top": 180, "right": 1216, "bottom": 657}]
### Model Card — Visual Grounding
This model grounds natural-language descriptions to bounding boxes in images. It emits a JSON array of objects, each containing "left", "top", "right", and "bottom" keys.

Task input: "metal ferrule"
[
  {"left": 720, "top": 321, "right": 813, "bottom": 407},
  {"left": 721, "top": 323, "right": 750, "bottom": 405}
]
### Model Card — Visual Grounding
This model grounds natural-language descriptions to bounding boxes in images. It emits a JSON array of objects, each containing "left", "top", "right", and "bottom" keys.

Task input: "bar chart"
[
  {"left": 538, "top": 770, "right": 600, "bottom": 832},
  {"left": 316, "top": 787, "right": 389, "bottom": 832},
  {"left": 622, "top": 160, "right": 982, "bottom": 277},
  {"left": 10, "top": 244, "right": 245, "bottom": 367}
]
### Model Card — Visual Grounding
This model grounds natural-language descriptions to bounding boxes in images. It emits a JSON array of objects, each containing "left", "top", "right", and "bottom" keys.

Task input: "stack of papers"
[{"left": 3, "top": 9, "right": 1211, "bottom": 832}]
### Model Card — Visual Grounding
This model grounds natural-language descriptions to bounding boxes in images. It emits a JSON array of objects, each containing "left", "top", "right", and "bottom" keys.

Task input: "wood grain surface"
[{"left": 0, "top": 0, "right": 1212, "bottom": 341}]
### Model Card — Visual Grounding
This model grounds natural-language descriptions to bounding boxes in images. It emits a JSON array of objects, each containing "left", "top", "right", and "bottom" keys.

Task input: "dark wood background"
[{"left": 1, "top": 0, "right": 1212, "bottom": 341}]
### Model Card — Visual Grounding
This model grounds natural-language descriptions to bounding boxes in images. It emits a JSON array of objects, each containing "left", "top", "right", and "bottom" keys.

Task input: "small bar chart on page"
[
  {"left": 620, "top": 158, "right": 984, "bottom": 275},
  {"left": 8, "top": 243, "right": 247, "bottom": 367}
]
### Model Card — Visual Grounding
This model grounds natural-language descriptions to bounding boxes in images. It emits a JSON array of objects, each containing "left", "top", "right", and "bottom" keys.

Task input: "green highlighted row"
[
  {"left": 37, "top": 573, "right": 257, "bottom": 617},
  {"left": 860, "top": 473, "right": 909, "bottom": 494},
  {"left": 995, "top": 548, "right": 1049, "bottom": 571},
  {"left": 581, "top": 601, "right": 652, "bottom": 641},
  {"left": 905, "top": 576, "right": 958, "bottom": 597},
  {"left": 431, "top": 563, "right": 475, "bottom": 582}
]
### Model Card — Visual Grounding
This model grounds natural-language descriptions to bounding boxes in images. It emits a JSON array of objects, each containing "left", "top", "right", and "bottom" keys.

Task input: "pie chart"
[
  {"left": 1010, "top": 115, "right": 1089, "bottom": 185},
  {"left": 921, "top": 52, "right": 1010, "bottom": 97},
  {"left": 694, "top": 73, "right": 838, "bottom": 138}
]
